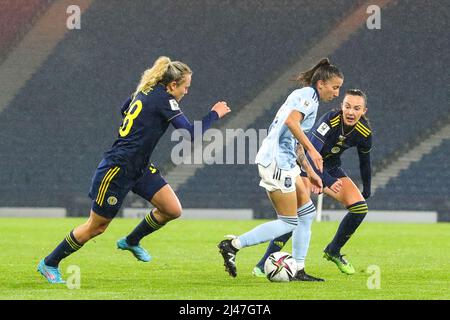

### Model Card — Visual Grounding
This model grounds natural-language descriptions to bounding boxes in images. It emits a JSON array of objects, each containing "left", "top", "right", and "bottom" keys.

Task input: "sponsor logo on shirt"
[
  {"left": 169, "top": 99, "right": 180, "bottom": 111},
  {"left": 317, "top": 122, "right": 330, "bottom": 136}
]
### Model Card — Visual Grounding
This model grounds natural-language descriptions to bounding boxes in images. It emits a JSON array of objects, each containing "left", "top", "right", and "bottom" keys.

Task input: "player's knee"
[
  {"left": 89, "top": 222, "right": 109, "bottom": 237},
  {"left": 159, "top": 204, "right": 183, "bottom": 220},
  {"left": 168, "top": 205, "right": 183, "bottom": 220}
]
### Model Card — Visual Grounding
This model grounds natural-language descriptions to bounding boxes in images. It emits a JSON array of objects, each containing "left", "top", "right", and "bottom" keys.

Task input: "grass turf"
[{"left": 0, "top": 218, "right": 449, "bottom": 300}]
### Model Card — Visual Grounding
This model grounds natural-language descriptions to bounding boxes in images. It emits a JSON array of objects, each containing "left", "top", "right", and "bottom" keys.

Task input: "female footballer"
[
  {"left": 218, "top": 58, "right": 344, "bottom": 281},
  {"left": 252, "top": 89, "right": 372, "bottom": 277},
  {"left": 38, "top": 56, "right": 231, "bottom": 283}
]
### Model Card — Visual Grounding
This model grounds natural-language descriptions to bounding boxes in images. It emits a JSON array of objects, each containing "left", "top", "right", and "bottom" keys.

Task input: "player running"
[
  {"left": 218, "top": 58, "right": 343, "bottom": 281},
  {"left": 252, "top": 89, "right": 372, "bottom": 277},
  {"left": 38, "top": 56, "right": 231, "bottom": 284}
]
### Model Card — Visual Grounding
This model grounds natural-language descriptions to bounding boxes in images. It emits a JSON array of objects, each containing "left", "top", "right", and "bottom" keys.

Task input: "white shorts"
[{"left": 258, "top": 162, "right": 301, "bottom": 193}]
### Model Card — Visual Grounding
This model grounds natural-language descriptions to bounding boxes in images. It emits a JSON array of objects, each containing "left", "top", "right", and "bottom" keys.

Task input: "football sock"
[
  {"left": 256, "top": 232, "right": 292, "bottom": 270},
  {"left": 238, "top": 215, "right": 297, "bottom": 248},
  {"left": 126, "top": 209, "right": 165, "bottom": 246},
  {"left": 44, "top": 230, "right": 83, "bottom": 267},
  {"left": 326, "top": 201, "right": 368, "bottom": 255},
  {"left": 292, "top": 200, "right": 316, "bottom": 264}
]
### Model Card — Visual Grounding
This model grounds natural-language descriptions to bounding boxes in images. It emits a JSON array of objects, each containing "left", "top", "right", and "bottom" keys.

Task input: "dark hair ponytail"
[{"left": 296, "top": 58, "right": 343, "bottom": 87}]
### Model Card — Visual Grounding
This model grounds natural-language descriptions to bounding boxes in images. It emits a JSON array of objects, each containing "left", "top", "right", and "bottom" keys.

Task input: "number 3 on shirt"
[{"left": 119, "top": 100, "right": 143, "bottom": 137}]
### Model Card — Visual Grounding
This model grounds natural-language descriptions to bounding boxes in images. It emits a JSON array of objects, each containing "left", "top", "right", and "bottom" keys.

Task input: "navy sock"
[
  {"left": 126, "top": 209, "right": 165, "bottom": 246},
  {"left": 44, "top": 230, "right": 83, "bottom": 267},
  {"left": 256, "top": 232, "right": 292, "bottom": 270},
  {"left": 327, "top": 201, "right": 368, "bottom": 255}
]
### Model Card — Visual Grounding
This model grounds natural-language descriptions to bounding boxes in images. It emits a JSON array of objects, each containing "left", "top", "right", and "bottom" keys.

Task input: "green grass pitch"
[{"left": 0, "top": 218, "right": 449, "bottom": 300}]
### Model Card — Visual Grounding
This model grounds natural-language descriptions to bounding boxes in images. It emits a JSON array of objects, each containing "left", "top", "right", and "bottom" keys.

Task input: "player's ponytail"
[
  {"left": 296, "top": 58, "right": 343, "bottom": 87},
  {"left": 134, "top": 56, "right": 192, "bottom": 96}
]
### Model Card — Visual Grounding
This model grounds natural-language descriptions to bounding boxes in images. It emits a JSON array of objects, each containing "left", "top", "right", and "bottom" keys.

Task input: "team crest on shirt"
[
  {"left": 331, "top": 146, "right": 341, "bottom": 154},
  {"left": 303, "top": 100, "right": 310, "bottom": 108},
  {"left": 317, "top": 122, "right": 330, "bottom": 136},
  {"left": 107, "top": 196, "right": 118, "bottom": 206},
  {"left": 169, "top": 99, "right": 180, "bottom": 111},
  {"left": 284, "top": 176, "right": 292, "bottom": 188}
]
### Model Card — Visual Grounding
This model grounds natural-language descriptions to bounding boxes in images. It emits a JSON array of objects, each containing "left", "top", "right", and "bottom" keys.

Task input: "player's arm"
[
  {"left": 285, "top": 110, "right": 323, "bottom": 172},
  {"left": 170, "top": 101, "right": 230, "bottom": 141},
  {"left": 304, "top": 132, "right": 342, "bottom": 193},
  {"left": 357, "top": 136, "right": 372, "bottom": 199},
  {"left": 296, "top": 143, "right": 323, "bottom": 192},
  {"left": 304, "top": 113, "right": 343, "bottom": 193}
]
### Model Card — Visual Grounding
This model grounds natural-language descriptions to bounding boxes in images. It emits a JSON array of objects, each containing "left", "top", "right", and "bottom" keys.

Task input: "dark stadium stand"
[
  {"left": 0, "top": 0, "right": 448, "bottom": 219},
  {"left": 177, "top": 0, "right": 450, "bottom": 218},
  {"left": 331, "top": 0, "right": 449, "bottom": 168},
  {"left": 0, "top": 0, "right": 360, "bottom": 213},
  {"left": 373, "top": 138, "right": 450, "bottom": 219},
  {"left": 0, "top": 0, "right": 51, "bottom": 62}
]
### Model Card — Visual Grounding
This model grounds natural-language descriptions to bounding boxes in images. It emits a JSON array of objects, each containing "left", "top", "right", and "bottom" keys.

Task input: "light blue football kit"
[
  {"left": 255, "top": 87, "right": 319, "bottom": 170},
  {"left": 238, "top": 86, "right": 320, "bottom": 267}
]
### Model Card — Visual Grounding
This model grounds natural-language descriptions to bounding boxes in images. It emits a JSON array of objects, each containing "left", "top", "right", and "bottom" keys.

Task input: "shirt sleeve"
[
  {"left": 284, "top": 88, "right": 316, "bottom": 118},
  {"left": 358, "top": 135, "right": 373, "bottom": 198},
  {"left": 160, "top": 98, "right": 183, "bottom": 122},
  {"left": 305, "top": 111, "right": 341, "bottom": 187},
  {"left": 357, "top": 134, "right": 373, "bottom": 154},
  {"left": 170, "top": 111, "right": 219, "bottom": 141},
  {"left": 309, "top": 111, "right": 335, "bottom": 150}
]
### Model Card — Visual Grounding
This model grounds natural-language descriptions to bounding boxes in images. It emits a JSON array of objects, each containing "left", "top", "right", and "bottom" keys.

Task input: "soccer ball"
[{"left": 264, "top": 252, "right": 298, "bottom": 282}]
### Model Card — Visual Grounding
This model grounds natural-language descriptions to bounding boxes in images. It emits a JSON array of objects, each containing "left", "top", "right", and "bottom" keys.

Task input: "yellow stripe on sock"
[
  {"left": 349, "top": 204, "right": 368, "bottom": 210},
  {"left": 350, "top": 209, "right": 368, "bottom": 214},
  {"left": 349, "top": 206, "right": 368, "bottom": 214},
  {"left": 65, "top": 235, "right": 81, "bottom": 250},
  {"left": 145, "top": 214, "right": 161, "bottom": 230},
  {"left": 349, "top": 204, "right": 368, "bottom": 209}
]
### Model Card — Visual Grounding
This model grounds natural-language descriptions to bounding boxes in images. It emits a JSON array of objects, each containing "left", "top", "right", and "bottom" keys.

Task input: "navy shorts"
[
  {"left": 300, "top": 166, "right": 348, "bottom": 179},
  {"left": 88, "top": 160, "right": 167, "bottom": 219}
]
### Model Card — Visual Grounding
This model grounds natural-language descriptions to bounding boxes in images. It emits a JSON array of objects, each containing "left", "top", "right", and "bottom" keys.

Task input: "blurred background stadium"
[{"left": 0, "top": 0, "right": 448, "bottom": 222}]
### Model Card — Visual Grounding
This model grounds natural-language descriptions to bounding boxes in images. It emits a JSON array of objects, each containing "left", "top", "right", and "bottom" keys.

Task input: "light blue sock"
[
  {"left": 238, "top": 215, "right": 297, "bottom": 248},
  {"left": 292, "top": 200, "right": 316, "bottom": 266}
]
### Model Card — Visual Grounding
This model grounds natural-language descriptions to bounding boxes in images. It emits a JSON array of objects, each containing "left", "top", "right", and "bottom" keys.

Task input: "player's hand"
[
  {"left": 311, "top": 185, "right": 322, "bottom": 195},
  {"left": 308, "top": 148, "right": 323, "bottom": 173},
  {"left": 212, "top": 101, "right": 231, "bottom": 118},
  {"left": 308, "top": 171, "right": 323, "bottom": 194},
  {"left": 329, "top": 179, "right": 343, "bottom": 194}
]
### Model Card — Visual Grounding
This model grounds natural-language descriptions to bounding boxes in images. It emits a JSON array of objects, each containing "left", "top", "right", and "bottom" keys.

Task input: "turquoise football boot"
[
  {"left": 117, "top": 237, "right": 151, "bottom": 262},
  {"left": 37, "top": 259, "right": 65, "bottom": 284}
]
